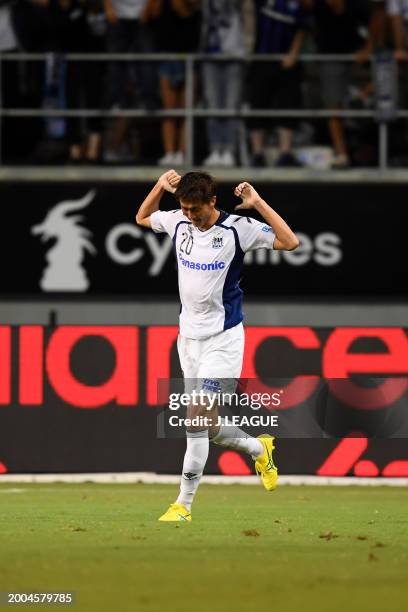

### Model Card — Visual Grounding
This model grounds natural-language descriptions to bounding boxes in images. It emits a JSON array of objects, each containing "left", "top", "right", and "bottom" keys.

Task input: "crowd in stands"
[{"left": 0, "top": 0, "right": 407, "bottom": 167}]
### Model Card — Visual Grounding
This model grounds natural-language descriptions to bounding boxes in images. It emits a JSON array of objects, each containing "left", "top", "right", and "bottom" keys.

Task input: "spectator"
[
  {"left": 0, "top": 0, "right": 18, "bottom": 52},
  {"left": 350, "top": 1, "right": 387, "bottom": 108},
  {"left": 200, "top": 0, "right": 246, "bottom": 168},
  {"left": 103, "top": 0, "right": 158, "bottom": 161},
  {"left": 63, "top": 0, "right": 106, "bottom": 163},
  {"left": 12, "top": 0, "right": 63, "bottom": 52},
  {"left": 154, "top": 0, "right": 201, "bottom": 166},
  {"left": 11, "top": 0, "right": 74, "bottom": 162},
  {"left": 0, "top": 0, "right": 20, "bottom": 160},
  {"left": 249, "top": 0, "right": 309, "bottom": 168},
  {"left": 387, "top": 0, "right": 408, "bottom": 59},
  {"left": 104, "top": 0, "right": 157, "bottom": 108},
  {"left": 370, "top": 1, "right": 387, "bottom": 50},
  {"left": 312, "top": 0, "right": 372, "bottom": 168}
]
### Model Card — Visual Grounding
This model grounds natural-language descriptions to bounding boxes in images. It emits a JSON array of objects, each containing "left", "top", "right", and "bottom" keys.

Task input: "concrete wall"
[{"left": 1, "top": 300, "right": 407, "bottom": 326}]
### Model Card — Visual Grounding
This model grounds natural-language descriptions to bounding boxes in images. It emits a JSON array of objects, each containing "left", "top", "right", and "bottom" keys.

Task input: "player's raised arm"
[
  {"left": 234, "top": 182, "right": 299, "bottom": 251},
  {"left": 135, "top": 169, "right": 181, "bottom": 228}
]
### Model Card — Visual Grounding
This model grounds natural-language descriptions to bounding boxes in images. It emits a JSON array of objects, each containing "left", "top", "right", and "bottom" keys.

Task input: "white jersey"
[{"left": 150, "top": 209, "right": 276, "bottom": 339}]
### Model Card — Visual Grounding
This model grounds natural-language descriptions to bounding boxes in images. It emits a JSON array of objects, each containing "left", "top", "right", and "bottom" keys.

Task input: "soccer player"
[{"left": 136, "top": 170, "right": 299, "bottom": 521}]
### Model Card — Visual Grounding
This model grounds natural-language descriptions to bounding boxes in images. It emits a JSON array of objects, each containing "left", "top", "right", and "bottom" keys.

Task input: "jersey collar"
[
  {"left": 195, "top": 209, "right": 229, "bottom": 232},
  {"left": 215, "top": 209, "right": 229, "bottom": 226}
]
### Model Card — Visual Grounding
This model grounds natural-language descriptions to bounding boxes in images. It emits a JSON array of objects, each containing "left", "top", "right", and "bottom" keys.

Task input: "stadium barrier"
[{"left": 0, "top": 51, "right": 403, "bottom": 169}]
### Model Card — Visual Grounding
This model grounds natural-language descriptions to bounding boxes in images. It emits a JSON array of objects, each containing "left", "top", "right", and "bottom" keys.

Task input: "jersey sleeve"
[
  {"left": 150, "top": 210, "right": 181, "bottom": 236},
  {"left": 235, "top": 217, "right": 276, "bottom": 252}
]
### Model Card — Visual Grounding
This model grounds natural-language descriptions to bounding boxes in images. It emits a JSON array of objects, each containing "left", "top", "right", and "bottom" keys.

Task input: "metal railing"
[{"left": 0, "top": 52, "right": 403, "bottom": 169}]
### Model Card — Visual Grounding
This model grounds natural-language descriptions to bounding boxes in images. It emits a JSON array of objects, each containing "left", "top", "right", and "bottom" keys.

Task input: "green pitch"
[{"left": 1, "top": 483, "right": 407, "bottom": 612}]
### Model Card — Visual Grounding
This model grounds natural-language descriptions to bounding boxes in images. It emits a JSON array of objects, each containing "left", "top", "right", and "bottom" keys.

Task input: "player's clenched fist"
[
  {"left": 234, "top": 182, "right": 261, "bottom": 210},
  {"left": 158, "top": 169, "right": 181, "bottom": 194}
]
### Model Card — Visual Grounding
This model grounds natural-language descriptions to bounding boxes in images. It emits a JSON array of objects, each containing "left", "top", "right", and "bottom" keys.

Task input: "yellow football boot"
[
  {"left": 158, "top": 503, "right": 192, "bottom": 522},
  {"left": 255, "top": 434, "right": 278, "bottom": 491}
]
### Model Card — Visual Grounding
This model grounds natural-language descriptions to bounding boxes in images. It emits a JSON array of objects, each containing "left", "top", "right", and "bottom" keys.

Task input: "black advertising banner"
[
  {"left": 0, "top": 181, "right": 406, "bottom": 297},
  {"left": 0, "top": 324, "right": 407, "bottom": 476}
]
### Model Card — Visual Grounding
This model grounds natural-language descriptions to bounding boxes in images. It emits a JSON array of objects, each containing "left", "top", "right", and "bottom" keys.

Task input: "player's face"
[{"left": 180, "top": 200, "right": 215, "bottom": 229}]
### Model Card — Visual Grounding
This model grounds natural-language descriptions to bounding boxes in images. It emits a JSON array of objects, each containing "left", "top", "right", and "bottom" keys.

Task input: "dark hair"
[{"left": 174, "top": 172, "right": 217, "bottom": 205}]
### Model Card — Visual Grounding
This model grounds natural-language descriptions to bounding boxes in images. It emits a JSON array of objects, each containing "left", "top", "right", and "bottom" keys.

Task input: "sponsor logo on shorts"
[{"left": 202, "top": 379, "right": 221, "bottom": 392}]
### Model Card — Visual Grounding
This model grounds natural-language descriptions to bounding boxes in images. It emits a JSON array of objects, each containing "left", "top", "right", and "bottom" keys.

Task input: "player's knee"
[
  {"left": 186, "top": 424, "right": 209, "bottom": 434},
  {"left": 184, "top": 394, "right": 220, "bottom": 434}
]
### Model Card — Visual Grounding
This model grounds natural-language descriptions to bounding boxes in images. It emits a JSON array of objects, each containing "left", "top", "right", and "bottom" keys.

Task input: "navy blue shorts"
[{"left": 159, "top": 61, "right": 185, "bottom": 88}]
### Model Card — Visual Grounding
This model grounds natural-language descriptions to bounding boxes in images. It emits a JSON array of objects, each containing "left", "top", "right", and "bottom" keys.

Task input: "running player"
[{"left": 136, "top": 170, "right": 299, "bottom": 521}]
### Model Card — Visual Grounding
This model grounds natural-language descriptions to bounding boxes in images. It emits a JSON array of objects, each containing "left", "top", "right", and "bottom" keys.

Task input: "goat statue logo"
[{"left": 32, "top": 190, "right": 96, "bottom": 292}]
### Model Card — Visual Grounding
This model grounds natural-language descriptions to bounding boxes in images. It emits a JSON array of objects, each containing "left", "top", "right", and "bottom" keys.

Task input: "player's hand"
[
  {"left": 234, "top": 182, "right": 261, "bottom": 210},
  {"left": 158, "top": 169, "right": 181, "bottom": 194}
]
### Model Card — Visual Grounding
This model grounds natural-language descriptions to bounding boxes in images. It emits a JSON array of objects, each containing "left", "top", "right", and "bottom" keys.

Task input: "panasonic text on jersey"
[{"left": 178, "top": 253, "right": 226, "bottom": 271}]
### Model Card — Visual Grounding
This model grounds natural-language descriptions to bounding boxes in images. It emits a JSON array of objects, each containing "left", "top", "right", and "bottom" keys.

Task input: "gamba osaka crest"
[{"left": 212, "top": 232, "right": 223, "bottom": 249}]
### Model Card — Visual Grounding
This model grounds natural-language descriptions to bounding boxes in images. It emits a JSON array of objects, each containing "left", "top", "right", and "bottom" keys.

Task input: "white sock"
[
  {"left": 176, "top": 430, "right": 209, "bottom": 511},
  {"left": 211, "top": 418, "right": 263, "bottom": 459}
]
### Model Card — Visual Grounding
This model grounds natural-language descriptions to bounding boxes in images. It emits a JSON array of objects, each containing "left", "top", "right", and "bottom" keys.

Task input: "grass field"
[{"left": 1, "top": 483, "right": 407, "bottom": 612}]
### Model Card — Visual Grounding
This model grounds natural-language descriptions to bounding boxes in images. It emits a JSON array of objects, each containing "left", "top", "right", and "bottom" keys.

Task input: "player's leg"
[
  {"left": 202, "top": 324, "right": 278, "bottom": 490},
  {"left": 174, "top": 392, "right": 219, "bottom": 514},
  {"left": 211, "top": 417, "right": 263, "bottom": 458},
  {"left": 212, "top": 421, "right": 278, "bottom": 491},
  {"left": 201, "top": 324, "right": 263, "bottom": 456},
  {"left": 159, "top": 336, "right": 210, "bottom": 521}
]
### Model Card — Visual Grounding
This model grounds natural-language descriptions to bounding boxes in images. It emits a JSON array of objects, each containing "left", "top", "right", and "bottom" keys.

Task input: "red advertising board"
[{"left": 0, "top": 325, "right": 407, "bottom": 476}]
